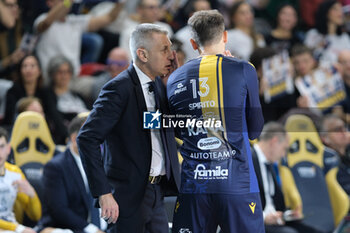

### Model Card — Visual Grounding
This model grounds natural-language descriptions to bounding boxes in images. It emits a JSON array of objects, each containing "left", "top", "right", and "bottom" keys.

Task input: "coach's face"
[{"left": 145, "top": 33, "right": 174, "bottom": 79}]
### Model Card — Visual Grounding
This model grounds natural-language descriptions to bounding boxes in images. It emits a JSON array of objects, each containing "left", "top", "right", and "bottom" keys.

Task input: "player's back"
[{"left": 167, "top": 55, "right": 263, "bottom": 194}]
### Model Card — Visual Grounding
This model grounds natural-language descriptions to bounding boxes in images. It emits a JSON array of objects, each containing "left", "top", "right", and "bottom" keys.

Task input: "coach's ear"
[
  {"left": 190, "top": 39, "right": 199, "bottom": 51},
  {"left": 136, "top": 48, "right": 148, "bottom": 63}
]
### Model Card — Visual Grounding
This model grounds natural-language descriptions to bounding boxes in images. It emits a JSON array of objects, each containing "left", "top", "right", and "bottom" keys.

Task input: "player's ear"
[
  {"left": 190, "top": 39, "right": 199, "bottom": 51},
  {"left": 223, "top": 30, "right": 228, "bottom": 44}
]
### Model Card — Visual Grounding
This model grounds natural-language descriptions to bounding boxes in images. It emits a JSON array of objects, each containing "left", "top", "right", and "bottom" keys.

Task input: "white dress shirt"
[
  {"left": 254, "top": 144, "right": 276, "bottom": 218},
  {"left": 133, "top": 63, "right": 166, "bottom": 176}
]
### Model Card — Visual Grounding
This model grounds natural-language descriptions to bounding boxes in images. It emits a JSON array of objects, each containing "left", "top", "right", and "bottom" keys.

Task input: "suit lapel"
[{"left": 66, "top": 150, "right": 90, "bottom": 210}]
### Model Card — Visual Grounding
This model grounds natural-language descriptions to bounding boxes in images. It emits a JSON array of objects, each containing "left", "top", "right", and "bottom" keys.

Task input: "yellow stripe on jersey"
[{"left": 199, "top": 55, "right": 220, "bottom": 126}]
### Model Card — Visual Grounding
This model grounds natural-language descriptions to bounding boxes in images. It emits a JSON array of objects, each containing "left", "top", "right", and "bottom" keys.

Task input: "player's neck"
[{"left": 199, "top": 44, "right": 225, "bottom": 56}]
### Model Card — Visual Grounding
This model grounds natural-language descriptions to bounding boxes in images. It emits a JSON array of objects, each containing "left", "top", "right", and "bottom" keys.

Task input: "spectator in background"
[
  {"left": 0, "top": 0, "right": 16, "bottom": 30},
  {"left": 174, "top": 0, "right": 212, "bottom": 62},
  {"left": 252, "top": 122, "right": 323, "bottom": 233},
  {"left": 3, "top": 55, "right": 67, "bottom": 144},
  {"left": 291, "top": 44, "right": 317, "bottom": 78},
  {"left": 119, "top": 0, "right": 174, "bottom": 58},
  {"left": 265, "top": 3, "right": 302, "bottom": 53},
  {"left": 170, "top": 38, "right": 186, "bottom": 67},
  {"left": 16, "top": 96, "right": 45, "bottom": 117},
  {"left": 3, "top": 55, "right": 46, "bottom": 125},
  {"left": 337, "top": 50, "right": 350, "bottom": 123},
  {"left": 0, "top": 127, "right": 41, "bottom": 232},
  {"left": 47, "top": 55, "right": 88, "bottom": 124},
  {"left": 38, "top": 114, "right": 106, "bottom": 233},
  {"left": 304, "top": 0, "right": 350, "bottom": 67},
  {"left": 320, "top": 114, "right": 350, "bottom": 196},
  {"left": 250, "top": 47, "right": 297, "bottom": 122},
  {"left": 91, "top": 47, "right": 129, "bottom": 101},
  {"left": 34, "top": 0, "right": 125, "bottom": 82},
  {"left": 0, "top": 0, "right": 26, "bottom": 79},
  {"left": 226, "top": 1, "right": 266, "bottom": 61},
  {"left": 290, "top": 44, "right": 318, "bottom": 109}
]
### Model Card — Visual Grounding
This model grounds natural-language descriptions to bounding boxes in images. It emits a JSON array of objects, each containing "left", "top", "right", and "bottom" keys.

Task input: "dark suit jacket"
[
  {"left": 39, "top": 148, "right": 92, "bottom": 232},
  {"left": 251, "top": 147, "right": 285, "bottom": 212},
  {"left": 77, "top": 64, "right": 180, "bottom": 218}
]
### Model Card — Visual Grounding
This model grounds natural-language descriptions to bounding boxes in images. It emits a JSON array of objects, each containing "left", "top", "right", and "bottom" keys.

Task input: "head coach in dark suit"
[{"left": 76, "top": 23, "right": 180, "bottom": 233}]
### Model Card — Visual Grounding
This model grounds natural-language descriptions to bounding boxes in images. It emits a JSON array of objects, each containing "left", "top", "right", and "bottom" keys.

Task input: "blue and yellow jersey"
[{"left": 167, "top": 55, "right": 264, "bottom": 194}]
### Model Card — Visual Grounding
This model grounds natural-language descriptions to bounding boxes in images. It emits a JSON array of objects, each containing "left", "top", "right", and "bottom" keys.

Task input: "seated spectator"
[
  {"left": 320, "top": 114, "right": 350, "bottom": 196},
  {"left": 226, "top": 1, "right": 266, "bottom": 61},
  {"left": 290, "top": 44, "right": 318, "bottom": 108},
  {"left": 0, "top": 0, "right": 26, "bottom": 79},
  {"left": 252, "top": 122, "right": 324, "bottom": 233},
  {"left": 0, "top": 127, "right": 41, "bottom": 232},
  {"left": 265, "top": 3, "right": 302, "bottom": 53},
  {"left": 47, "top": 55, "right": 88, "bottom": 124},
  {"left": 170, "top": 38, "right": 186, "bottom": 67},
  {"left": 91, "top": 47, "right": 129, "bottom": 102},
  {"left": 16, "top": 96, "right": 45, "bottom": 117},
  {"left": 304, "top": 0, "right": 350, "bottom": 66},
  {"left": 173, "top": 0, "right": 211, "bottom": 62},
  {"left": 0, "top": 0, "right": 16, "bottom": 30},
  {"left": 336, "top": 50, "right": 350, "bottom": 123},
  {"left": 34, "top": 0, "right": 125, "bottom": 82},
  {"left": 118, "top": 0, "right": 174, "bottom": 58},
  {"left": 3, "top": 55, "right": 67, "bottom": 145},
  {"left": 38, "top": 114, "right": 106, "bottom": 233},
  {"left": 250, "top": 47, "right": 297, "bottom": 122}
]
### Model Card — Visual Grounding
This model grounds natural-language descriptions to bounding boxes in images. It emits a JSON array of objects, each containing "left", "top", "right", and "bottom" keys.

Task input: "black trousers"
[{"left": 107, "top": 182, "right": 169, "bottom": 233}]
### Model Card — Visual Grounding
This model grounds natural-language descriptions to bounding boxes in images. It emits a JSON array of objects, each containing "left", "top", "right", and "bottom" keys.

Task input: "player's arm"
[
  {"left": 244, "top": 62, "right": 264, "bottom": 139},
  {"left": 35, "top": 0, "right": 73, "bottom": 34}
]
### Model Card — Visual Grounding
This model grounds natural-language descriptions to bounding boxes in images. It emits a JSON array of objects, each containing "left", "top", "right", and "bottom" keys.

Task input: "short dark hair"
[
  {"left": 259, "top": 122, "right": 286, "bottom": 141},
  {"left": 68, "top": 114, "right": 88, "bottom": 137},
  {"left": 0, "top": 127, "right": 9, "bottom": 142},
  {"left": 291, "top": 44, "right": 313, "bottom": 57},
  {"left": 188, "top": 10, "right": 225, "bottom": 48}
]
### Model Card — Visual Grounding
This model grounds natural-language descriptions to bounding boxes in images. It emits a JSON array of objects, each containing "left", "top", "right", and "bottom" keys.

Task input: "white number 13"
[{"left": 190, "top": 77, "right": 209, "bottom": 98}]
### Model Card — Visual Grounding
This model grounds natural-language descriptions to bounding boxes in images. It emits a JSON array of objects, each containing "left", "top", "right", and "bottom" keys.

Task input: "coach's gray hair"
[{"left": 129, "top": 23, "right": 168, "bottom": 62}]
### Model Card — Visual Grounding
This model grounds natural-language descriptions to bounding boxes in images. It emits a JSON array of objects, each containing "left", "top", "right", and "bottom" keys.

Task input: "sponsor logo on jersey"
[
  {"left": 249, "top": 202, "right": 256, "bottom": 214},
  {"left": 189, "top": 150, "right": 236, "bottom": 160},
  {"left": 189, "top": 100, "right": 216, "bottom": 110},
  {"left": 193, "top": 164, "right": 228, "bottom": 180},
  {"left": 174, "top": 82, "right": 187, "bottom": 95},
  {"left": 197, "top": 137, "right": 222, "bottom": 150}
]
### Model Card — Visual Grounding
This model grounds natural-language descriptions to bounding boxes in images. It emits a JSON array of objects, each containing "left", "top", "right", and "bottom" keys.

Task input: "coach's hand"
[{"left": 99, "top": 193, "right": 119, "bottom": 224}]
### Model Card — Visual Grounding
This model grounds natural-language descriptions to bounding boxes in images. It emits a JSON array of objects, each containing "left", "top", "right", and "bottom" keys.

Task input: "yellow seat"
[
  {"left": 280, "top": 114, "right": 349, "bottom": 232},
  {"left": 11, "top": 111, "right": 55, "bottom": 167}
]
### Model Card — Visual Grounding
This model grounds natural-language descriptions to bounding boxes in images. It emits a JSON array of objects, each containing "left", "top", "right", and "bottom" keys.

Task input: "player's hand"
[
  {"left": 12, "top": 179, "right": 36, "bottom": 197},
  {"left": 264, "top": 211, "right": 284, "bottom": 225},
  {"left": 22, "top": 227, "right": 36, "bottom": 233},
  {"left": 297, "top": 96, "right": 309, "bottom": 108},
  {"left": 99, "top": 193, "right": 119, "bottom": 224},
  {"left": 223, "top": 50, "right": 234, "bottom": 57}
]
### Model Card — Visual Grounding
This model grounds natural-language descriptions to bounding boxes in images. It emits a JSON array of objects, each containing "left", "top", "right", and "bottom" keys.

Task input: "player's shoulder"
[
  {"left": 222, "top": 55, "right": 255, "bottom": 69},
  {"left": 5, "top": 162, "right": 22, "bottom": 174}
]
